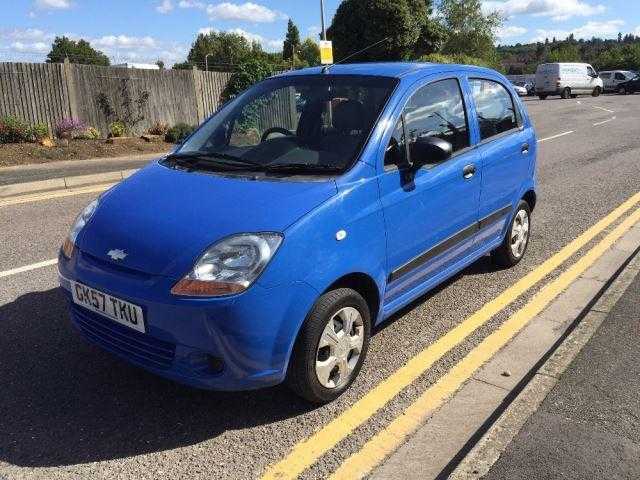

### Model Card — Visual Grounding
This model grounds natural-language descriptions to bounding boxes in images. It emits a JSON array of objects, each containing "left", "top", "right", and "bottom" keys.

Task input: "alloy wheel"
[
  {"left": 510, "top": 209, "right": 530, "bottom": 259},
  {"left": 315, "top": 306, "right": 364, "bottom": 389}
]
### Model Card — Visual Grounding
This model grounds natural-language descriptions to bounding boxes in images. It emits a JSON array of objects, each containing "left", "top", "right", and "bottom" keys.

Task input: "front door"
[{"left": 378, "top": 77, "right": 481, "bottom": 302}]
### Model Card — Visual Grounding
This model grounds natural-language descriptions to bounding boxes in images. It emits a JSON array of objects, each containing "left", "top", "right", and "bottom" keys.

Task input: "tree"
[
  {"left": 283, "top": 19, "right": 301, "bottom": 60},
  {"left": 326, "top": 0, "right": 442, "bottom": 62},
  {"left": 184, "top": 31, "right": 253, "bottom": 70},
  {"left": 155, "top": 60, "right": 165, "bottom": 69},
  {"left": 547, "top": 43, "right": 581, "bottom": 63},
  {"left": 299, "top": 38, "right": 320, "bottom": 66},
  {"left": 221, "top": 58, "right": 274, "bottom": 102},
  {"left": 438, "top": 0, "right": 502, "bottom": 60},
  {"left": 46, "top": 36, "right": 110, "bottom": 66}
]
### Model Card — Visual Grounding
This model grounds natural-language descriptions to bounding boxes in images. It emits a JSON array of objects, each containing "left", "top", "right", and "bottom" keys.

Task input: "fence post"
[
  {"left": 62, "top": 58, "right": 79, "bottom": 120},
  {"left": 192, "top": 66, "right": 205, "bottom": 123}
]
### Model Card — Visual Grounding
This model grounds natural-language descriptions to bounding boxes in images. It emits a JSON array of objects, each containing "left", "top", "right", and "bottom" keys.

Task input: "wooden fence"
[{"left": 0, "top": 60, "right": 234, "bottom": 136}]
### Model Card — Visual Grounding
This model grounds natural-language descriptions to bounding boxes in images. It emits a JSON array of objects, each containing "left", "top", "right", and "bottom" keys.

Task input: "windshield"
[{"left": 173, "top": 74, "right": 398, "bottom": 176}]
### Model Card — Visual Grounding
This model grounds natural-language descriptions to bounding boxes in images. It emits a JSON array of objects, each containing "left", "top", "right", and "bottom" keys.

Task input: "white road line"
[
  {"left": 592, "top": 105, "right": 615, "bottom": 113},
  {"left": 0, "top": 258, "right": 58, "bottom": 279},
  {"left": 593, "top": 116, "right": 616, "bottom": 126},
  {"left": 538, "top": 131, "right": 574, "bottom": 143}
]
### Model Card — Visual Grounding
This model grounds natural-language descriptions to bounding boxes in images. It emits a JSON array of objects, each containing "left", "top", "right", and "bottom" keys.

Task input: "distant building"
[{"left": 113, "top": 63, "right": 160, "bottom": 70}]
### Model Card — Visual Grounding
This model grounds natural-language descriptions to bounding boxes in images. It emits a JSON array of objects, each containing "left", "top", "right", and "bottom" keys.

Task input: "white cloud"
[
  {"left": 93, "top": 35, "right": 158, "bottom": 49},
  {"left": 198, "top": 26, "right": 282, "bottom": 51},
  {"left": 206, "top": 2, "right": 286, "bottom": 23},
  {"left": 0, "top": 28, "right": 54, "bottom": 42},
  {"left": 156, "top": 0, "right": 174, "bottom": 14},
  {"left": 35, "top": 0, "right": 72, "bottom": 9},
  {"left": 530, "top": 19, "right": 625, "bottom": 42},
  {"left": 10, "top": 41, "right": 49, "bottom": 53},
  {"left": 484, "top": 0, "right": 605, "bottom": 22},
  {"left": 179, "top": 0, "right": 205, "bottom": 8},
  {"left": 496, "top": 25, "right": 527, "bottom": 39},
  {"left": 307, "top": 25, "right": 321, "bottom": 37}
]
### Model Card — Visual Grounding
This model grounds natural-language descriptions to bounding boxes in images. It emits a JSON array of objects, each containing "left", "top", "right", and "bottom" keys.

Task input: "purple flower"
[{"left": 55, "top": 117, "right": 87, "bottom": 139}]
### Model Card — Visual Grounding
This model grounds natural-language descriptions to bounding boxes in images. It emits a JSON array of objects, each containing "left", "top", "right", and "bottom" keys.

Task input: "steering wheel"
[{"left": 261, "top": 127, "right": 294, "bottom": 142}]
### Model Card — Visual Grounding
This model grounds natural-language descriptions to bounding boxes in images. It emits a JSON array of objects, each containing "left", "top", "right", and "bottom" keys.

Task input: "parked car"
[
  {"left": 58, "top": 63, "right": 537, "bottom": 403},
  {"left": 535, "top": 62, "right": 603, "bottom": 99},
  {"left": 615, "top": 74, "right": 640, "bottom": 94},
  {"left": 599, "top": 70, "right": 636, "bottom": 92},
  {"left": 511, "top": 82, "right": 528, "bottom": 96}
]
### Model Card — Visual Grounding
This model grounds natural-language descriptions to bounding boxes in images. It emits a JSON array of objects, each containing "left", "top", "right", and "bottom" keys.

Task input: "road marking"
[
  {"left": 330, "top": 206, "right": 640, "bottom": 480},
  {"left": 593, "top": 116, "right": 616, "bottom": 126},
  {"left": 261, "top": 190, "right": 640, "bottom": 480},
  {"left": 592, "top": 105, "right": 615, "bottom": 113},
  {"left": 0, "top": 259, "right": 58, "bottom": 279},
  {"left": 537, "top": 131, "right": 573, "bottom": 143},
  {"left": 0, "top": 183, "right": 114, "bottom": 208}
]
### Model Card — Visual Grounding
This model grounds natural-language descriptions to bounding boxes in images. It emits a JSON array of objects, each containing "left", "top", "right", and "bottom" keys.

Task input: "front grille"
[{"left": 72, "top": 305, "right": 176, "bottom": 369}]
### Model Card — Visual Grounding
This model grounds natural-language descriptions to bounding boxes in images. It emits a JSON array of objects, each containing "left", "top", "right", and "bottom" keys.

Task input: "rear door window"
[
  {"left": 615, "top": 72, "right": 626, "bottom": 80},
  {"left": 470, "top": 79, "right": 519, "bottom": 141}
]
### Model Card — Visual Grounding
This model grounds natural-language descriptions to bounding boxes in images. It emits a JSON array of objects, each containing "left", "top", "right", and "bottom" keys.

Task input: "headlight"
[
  {"left": 171, "top": 233, "right": 283, "bottom": 297},
  {"left": 61, "top": 198, "right": 99, "bottom": 258}
]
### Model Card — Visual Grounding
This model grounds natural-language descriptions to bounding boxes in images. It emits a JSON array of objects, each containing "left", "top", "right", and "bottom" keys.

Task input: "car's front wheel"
[
  {"left": 618, "top": 85, "right": 627, "bottom": 95},
  {"left": 491, "top": 200, "right": 531, "bottom": 268},
  {"left": 286, "top": 288, "right": 371, "bottom": 403},
  {"left": 592, "top": 86, "right": 601, "bottom": 97}
]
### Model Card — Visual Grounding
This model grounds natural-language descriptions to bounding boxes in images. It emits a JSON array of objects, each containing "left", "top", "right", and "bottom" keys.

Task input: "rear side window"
[
  {"left": 470, "top": 79, "right": 519, "bottom": 141},
  {"left": 403, "top": 78, "right": 470, "bottom": 154},
  {"left": 615, "top": 72, "right": 626, "bottom": 80},
  {"left": 600, "top": 73, "right": 611, "bottom": 79}
]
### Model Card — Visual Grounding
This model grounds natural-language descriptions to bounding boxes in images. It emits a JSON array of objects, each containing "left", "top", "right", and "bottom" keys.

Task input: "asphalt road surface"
[{"left": 2, "top": 93, "right": 640, "bottom": 480}]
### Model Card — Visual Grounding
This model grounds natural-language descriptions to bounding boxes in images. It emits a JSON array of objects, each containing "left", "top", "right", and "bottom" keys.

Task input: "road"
[{"left": 1, "top": 93, "right": 640, "bottom": 480}]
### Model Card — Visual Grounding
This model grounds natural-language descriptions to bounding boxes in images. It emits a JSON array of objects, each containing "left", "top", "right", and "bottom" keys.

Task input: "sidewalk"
[
  {"left": 0, "top": 152, "right": 165, "bottom": 186},
  {"left": 483, "top": 268, "right": 640, "bottom": 480}
]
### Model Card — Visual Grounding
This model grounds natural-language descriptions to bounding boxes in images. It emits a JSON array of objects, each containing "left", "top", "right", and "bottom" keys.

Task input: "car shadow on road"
[{"left": 0, "top": 287, "right": 314, "bottom": 468}]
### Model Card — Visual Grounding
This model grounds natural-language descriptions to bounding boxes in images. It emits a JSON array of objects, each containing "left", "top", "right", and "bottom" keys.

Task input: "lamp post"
[
  {"left": 320, "top": 0, "right": 327, "bottom": 41},
  {"left": 205, "top": 53, "right": 213, "bottom": 71}
]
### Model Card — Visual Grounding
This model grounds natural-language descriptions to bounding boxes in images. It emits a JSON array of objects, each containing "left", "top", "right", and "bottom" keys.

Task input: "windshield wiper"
[
  {"left": 165, "top": 151, "right": 264, "bottom": 171},
  {"left": 263, "top": 163, "right": 343, "bottom": 174}
]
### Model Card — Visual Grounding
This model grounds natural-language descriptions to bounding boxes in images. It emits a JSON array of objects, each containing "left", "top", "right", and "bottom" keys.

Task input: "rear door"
[
  {"left": 378, "top": 75, "right": 481, "bottom": 301},
  {"left": 468, "top": 77, "right": 534, "bottom": 247}
]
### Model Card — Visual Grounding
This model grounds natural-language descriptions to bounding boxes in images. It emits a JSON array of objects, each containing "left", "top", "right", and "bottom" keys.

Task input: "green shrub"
[
  {"left": 76, "top": 126, "right": 101, "bottom": 140},
  {"left": 0, "top": 116, "right": 29, "bottom": 143},
  {"left": 221, "top": 58, "right": 274, "bottom": 103},
  {"left": 109, "top": 121, "right": 126, "bottom": 138},
  {"left": 148, "top": 121, "right": 169, "bottom": 136},
  {"left": 419, "top": 53, "right": 500, "bottom": 71},
  {"left": 26, "top": 123, "right": 49, "bottom": 143},
  {"left": 165, "top": 123, "right": 196, "bottom": 143}
]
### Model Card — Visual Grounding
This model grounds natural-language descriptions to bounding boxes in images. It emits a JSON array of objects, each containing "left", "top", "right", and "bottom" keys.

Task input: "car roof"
[{"left": 277, "top": 62, "right": 498, "bottom": 81}]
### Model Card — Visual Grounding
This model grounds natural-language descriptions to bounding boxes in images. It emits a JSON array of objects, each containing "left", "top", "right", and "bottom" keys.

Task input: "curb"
[
  {"left": 370, "top": 221, "right": 640, "bottom": 480},
  {"left": 0, "top": 168, "right": 138, "bottom": 199},
  {"left": 448, "top": 242, "right": 640, "bottom": 479}
]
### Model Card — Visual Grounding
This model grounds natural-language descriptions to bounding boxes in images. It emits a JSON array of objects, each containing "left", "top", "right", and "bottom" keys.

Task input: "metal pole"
[
  {"left": 320, "top": 0, "right": 327, "bottom": 40},
  {"left": 205, "top": 53, "right": 213, "bottom": 71}
]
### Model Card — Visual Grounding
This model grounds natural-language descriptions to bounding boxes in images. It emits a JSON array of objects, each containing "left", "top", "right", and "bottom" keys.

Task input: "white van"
[
  {"left": 535, "top": 63, "right": 603, "bottom": 99},
  {"left": 599, "top": 70, "right": 636, "bottom": 92}
]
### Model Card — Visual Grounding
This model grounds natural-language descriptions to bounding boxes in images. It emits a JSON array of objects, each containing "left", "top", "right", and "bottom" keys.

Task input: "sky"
[{"left": 1, "top": 0, "right": 640, "bottom": 66}]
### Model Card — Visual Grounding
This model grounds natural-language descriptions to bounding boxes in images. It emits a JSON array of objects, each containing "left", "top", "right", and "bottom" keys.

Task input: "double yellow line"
[{"left": 262, "top": 191, "right": 640, "bottom": 480}]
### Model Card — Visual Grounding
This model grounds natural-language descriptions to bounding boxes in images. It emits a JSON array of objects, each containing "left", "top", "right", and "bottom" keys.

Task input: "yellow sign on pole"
[{"left": 319, "top": 40, "right": 333, "bottom": 65}]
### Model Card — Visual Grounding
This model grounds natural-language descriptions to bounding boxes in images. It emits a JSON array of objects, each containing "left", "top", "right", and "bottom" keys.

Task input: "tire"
[
  {"left": 592, "top": 86, "right": 601, "bottom": 97},
  {"left": 618, "top": 85, "right": 627, "bottom": 95},
  {"left": 538, "top": 95, "right": 547, "bottom": 100},
  {"left": 570, "top": 94, "right": 578, "bottom": 99},
  {"left": 561, "top": 87, "right": 571, "bottom": 99},
  {"left": 491, "top": 200, "right": 532, "bottom": 269},
  {"left": 286, "top": 288, "right": 371, "bottom": 403}
]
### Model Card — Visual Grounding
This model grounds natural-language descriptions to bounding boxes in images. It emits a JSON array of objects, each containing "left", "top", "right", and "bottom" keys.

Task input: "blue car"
[{"left": 59, "top": 63, "right": 537, "bottom": 403}]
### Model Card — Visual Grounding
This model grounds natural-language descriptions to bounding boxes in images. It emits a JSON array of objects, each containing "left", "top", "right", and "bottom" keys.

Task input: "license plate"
[{"left": 71, "top": 281, "right": 145, "bottom": 333}]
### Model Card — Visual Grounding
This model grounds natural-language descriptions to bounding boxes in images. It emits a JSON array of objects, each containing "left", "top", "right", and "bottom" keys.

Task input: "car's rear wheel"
[
  {"left": 286, "top": 288, "right": 371, "bottom": 403},
  {"left": 592, "top": 86, "right": 601, "bottom": 97},
  {"left": 618, "top": 85, "right": 627, "bottom": 95},
  {"left": 538, "top": 94, "right": 547, "bottom": 100},
  {"left": 491, "top": 200, "right": 531, "bottom": 268},
  {"left": 561, "top": 87, "right": 571, "bottom": 99}
]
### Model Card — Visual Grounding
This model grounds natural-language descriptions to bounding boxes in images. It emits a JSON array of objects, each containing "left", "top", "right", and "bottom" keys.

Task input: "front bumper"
[{"left": 58, "top": 249, "right": 319, "bottom": 391}]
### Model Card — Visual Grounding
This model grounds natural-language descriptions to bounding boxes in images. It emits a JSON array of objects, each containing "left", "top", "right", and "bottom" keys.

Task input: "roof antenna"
[{"left": 321, "top": 36, "right": 391, "bottom": 73}]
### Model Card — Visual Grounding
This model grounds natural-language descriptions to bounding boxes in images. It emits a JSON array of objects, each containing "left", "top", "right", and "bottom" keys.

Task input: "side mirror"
[{"left": 410, "top": 136, "right": 453, "bottom": 167}]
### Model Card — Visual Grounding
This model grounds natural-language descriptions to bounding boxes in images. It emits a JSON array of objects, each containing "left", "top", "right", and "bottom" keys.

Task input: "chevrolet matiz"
[{"left": 58, "top": 63, "right": 537, "bottom": 403}]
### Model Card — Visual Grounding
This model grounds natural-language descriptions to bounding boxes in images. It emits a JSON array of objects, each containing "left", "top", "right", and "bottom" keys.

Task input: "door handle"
[
  {"left": 521, "top": 143, "right": 530, "bottom": 154},
  {"left": 462, "top": 164, "right": 476, "bottom": 179}
]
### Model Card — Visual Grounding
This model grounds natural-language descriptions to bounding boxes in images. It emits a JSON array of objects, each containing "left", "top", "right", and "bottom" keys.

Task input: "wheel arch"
[
  {"left": 522, "top": 189, "right": 537, "bottom": 211},
  {"left": 324, "top": 272, "right": 382, "bottom": 324}
]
